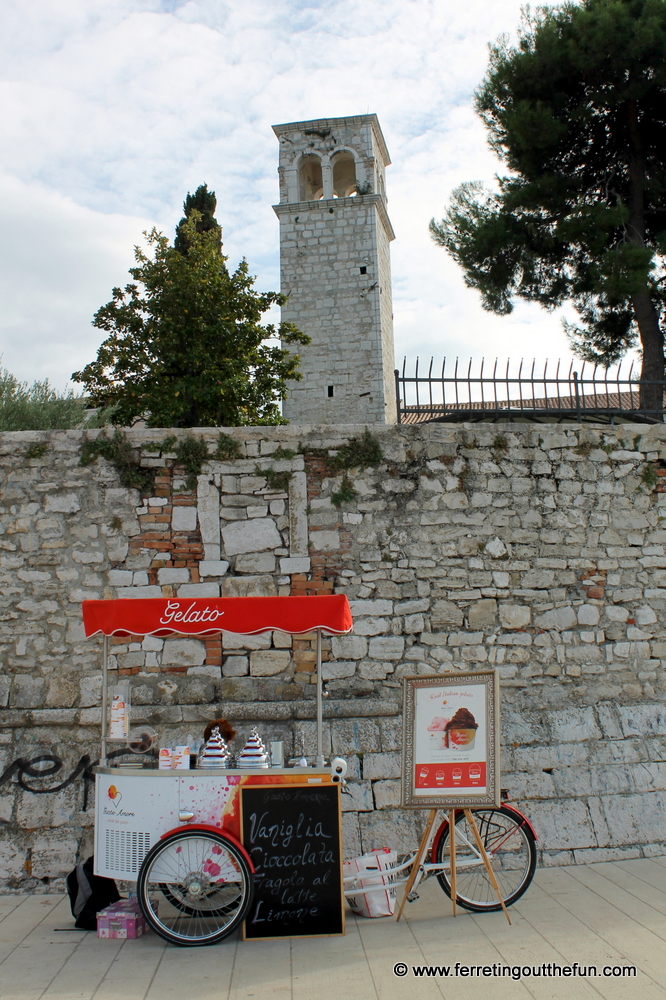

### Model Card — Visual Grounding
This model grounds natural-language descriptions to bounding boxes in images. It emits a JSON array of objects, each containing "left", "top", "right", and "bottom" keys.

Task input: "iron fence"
[{"left": 395, "top": 357, "right": 666, "bottom": 424}]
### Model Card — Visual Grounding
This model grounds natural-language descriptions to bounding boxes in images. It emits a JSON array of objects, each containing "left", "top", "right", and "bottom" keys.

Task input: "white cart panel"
[{"left": 95, "top": 773, "right": 179, "bottom": 880}]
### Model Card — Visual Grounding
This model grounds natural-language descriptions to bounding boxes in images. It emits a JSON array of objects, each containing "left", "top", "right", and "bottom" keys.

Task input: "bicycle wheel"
[
  {"left": 137, "top": 829, "right": 254, "bottom": 946},
  {"left": 433, "top": 806, "right": 536, "bottom": 912}
]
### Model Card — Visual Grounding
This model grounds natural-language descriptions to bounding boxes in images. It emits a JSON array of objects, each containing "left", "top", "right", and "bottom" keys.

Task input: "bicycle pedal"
[{"left": 407, "top": 891, "right": 420, "bottom": 903}]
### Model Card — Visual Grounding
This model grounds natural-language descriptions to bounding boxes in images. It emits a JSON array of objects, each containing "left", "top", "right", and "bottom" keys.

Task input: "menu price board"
[
  {"left": 241, "top": 783, "right": 344, "bottom": 939},
  {"left": 401, "top": 671, "right": 500, "bottom": 808}
]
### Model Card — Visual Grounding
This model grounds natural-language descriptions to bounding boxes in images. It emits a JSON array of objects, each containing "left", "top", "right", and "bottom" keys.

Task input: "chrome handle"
[{"left": 179, "top": 811, "right": 195, "bottom": 822}]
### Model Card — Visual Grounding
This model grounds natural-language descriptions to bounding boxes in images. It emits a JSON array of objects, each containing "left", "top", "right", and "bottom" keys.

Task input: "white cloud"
[{"left": 1, "top": 0, "right": 604, "bottom": 391}]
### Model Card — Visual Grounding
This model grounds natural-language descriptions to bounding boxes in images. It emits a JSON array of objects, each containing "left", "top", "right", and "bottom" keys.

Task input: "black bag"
[{"left": 66, "top": 856, "right": 121, "bottom": 930}]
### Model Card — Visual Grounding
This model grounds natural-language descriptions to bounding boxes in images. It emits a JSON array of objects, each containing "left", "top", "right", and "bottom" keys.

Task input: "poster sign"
[{"left": 401, "top": 671, "right": 500, "bottom": 808}]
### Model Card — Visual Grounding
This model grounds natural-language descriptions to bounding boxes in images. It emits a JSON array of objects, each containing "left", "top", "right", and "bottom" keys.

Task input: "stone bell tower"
[{"left": 273, "top": 114, "right": 397, "bottom": 424}]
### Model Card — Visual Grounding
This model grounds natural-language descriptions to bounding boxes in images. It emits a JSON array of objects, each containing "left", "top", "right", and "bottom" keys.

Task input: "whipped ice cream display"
[
  {"left": 197, "top": 726, "right": 231, "bottom": 768},
  {"left": 236, "top": 727, "right": 269, "bottom": 768}
]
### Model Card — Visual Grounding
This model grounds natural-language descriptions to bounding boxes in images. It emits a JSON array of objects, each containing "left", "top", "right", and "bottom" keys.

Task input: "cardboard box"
[{"left": 97, "top": 898, "right": 153, "bottom": 939}]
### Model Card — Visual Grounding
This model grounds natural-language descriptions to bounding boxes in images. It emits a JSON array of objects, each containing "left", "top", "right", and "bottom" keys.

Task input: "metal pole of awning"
[
  {"left": 101, "top": 635, "right": 109, "bottom": 766},
  {"left": 315, "top": 628, "right": 324, "bottom": 767}
]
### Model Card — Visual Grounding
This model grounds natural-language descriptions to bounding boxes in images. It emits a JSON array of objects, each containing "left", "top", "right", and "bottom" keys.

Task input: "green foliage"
[
  {"left": 575, "top": 440, "right": 595, "bottom": 457},
  {"left": 430, "top": 0, "right": 666, "bottom": 403},
  {"left": 0, "top": 363, "right": 87, "bottom": 431},
  {"left": 174, "top": 184, "right": 222, "bottom": 255},
  {"left": 172, "top": 434, "right": 211, "bottom": 490},
  {"left": 492, "top": 433, "right": 508, "bottom": 453},
  {"left": 215, "top": 432, "right": 242, "bottom": 460},
  {"left": 331, "top": 473, "right": 358, "bottom": 507},
  {"left": 330, "top": 429, "right": 383, "bottom": 472},
  {"left": 25, "top": 442, "right": 48, "bottom": 459},
  {"left": 255, "top": 466, "right": 292, "bottom": 492},
  {"left": 72, "top": 209, "right": 310, "bottom": 428},
  {"left": 79, "top": 431, "right": 153, "bottom": 491},
  {"left": 271, "top": 446, "right": 297, "bottom": 460},
  {"left": 641, "top": 461, "right": 658, "bottom": 490}
]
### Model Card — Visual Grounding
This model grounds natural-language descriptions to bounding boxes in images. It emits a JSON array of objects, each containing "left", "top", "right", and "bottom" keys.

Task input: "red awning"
[{"left": 82, "top": 595, "right": 353, "bottom": 638}]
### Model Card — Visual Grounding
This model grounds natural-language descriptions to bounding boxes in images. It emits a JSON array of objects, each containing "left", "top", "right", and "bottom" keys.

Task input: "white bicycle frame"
[{"left": 343, "top": 819, "right": 484, "bottom": 899}]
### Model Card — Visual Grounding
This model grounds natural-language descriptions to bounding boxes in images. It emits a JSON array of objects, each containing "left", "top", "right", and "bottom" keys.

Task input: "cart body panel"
[{"left": 94, "top": 767, "right": 334, "bottom": 881}]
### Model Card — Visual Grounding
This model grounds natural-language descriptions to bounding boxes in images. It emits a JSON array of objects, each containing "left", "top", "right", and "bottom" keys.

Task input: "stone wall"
[{"left": 2, "top": 420, "right": 666, "bottom": 890}]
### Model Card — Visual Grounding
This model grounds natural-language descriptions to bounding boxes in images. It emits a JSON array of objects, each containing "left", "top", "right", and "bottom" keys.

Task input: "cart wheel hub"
[{"left": 183, "top": 872, "right": 210, "bottom": 898}]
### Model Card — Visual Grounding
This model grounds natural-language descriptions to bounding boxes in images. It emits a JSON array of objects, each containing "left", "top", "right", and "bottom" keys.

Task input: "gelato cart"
[{"left": 82, "top": 595, "right": 352, "bottom": 946}]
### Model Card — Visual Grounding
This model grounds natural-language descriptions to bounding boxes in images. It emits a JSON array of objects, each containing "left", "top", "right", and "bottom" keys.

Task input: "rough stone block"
[
  {"left": 172, "top": 506, "right": 197, "bottom": 532},
  {"left": 577, "top": 604, "right": 600, "bottom": 626},
  {"left": 222, "top": 656, "right": 249, "bottom": 677},
  {"left": 250, "top": 650, "right": 291, "bottom": 676},
  {"left": 431, "top": 600, "right": 463, "bottom": 628},
  {"left": 550, "top": 706, "right": 602, "bottom": 742},
  {"left": 363, "top": 752, "right": 401, "bottom": 779},
  {"left": 331, "top": 719, "right": 381, "bottom": 754},
  {"left": 222, "top": 518, "right": 281, "bottom": 556},
  {"left": 331, "top": 635, "right": 367, "bottom": 660},
  {"left": 468, "top": 598, "right": 497, "bottom": 626},
  {"left": 310, "top": 530, "right": 339, "bottom": 551},
  {"left": 534, "top": 606, "right": 577, "bottom": 631},
  {"left": 322, "top": 661, "right": 356, "bottom": 680},
  {"left": 368, "top": 636, "right": 404, "bottom": 660},
  {"left": 162, "top": 639, "right": 206, "bottom": 667},
  {"left": 9, "top": 675, "right": 45, "bottom": 709},
  {"left": 235, "top": 552, "right": 276, "bottom": 574},
  {"left": 157, "top": 567, "right": 190, "bottom": 585},
  {"left": 498, "top": 604, "right": 531, "bottom": 629},
  {"left": 341, "top": 781, "right": 373, "bottom": 812},
  {"left": 176, "top": 583, "right": 220, "bottom": 597},
  {"left": 279, "top": 557, "right": 311, "bottom": 574},
  {"left": 359, "top": 808, "right": 423, "bottom": 854},
  {"left": 198, "top": 560, "right": 230, "bottom": 576},
  {"left": 373, "top": 779, "right": 401, "bottom": 809},
  {"left": 349, "top": 600, "right": 393, "bottom": 616},
  {"left": 618, "top": 704, "right": 666, "bottom": 737},
  {"left": 44, "top": 493, "right": 80, "bottom": 513},
  {"left": 221, "top": 575, "right": 277, "bottom": 597}
]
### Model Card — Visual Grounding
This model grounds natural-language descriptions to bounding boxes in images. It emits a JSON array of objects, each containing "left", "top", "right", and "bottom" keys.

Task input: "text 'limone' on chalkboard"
[{"left": 241, "top": 783, "right": 344, "bottom": 939}]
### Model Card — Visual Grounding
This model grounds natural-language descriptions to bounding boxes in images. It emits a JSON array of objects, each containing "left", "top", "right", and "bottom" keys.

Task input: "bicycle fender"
[
  {"left": 502, "top": 805, "right": 538, "bottom": 841},
  {"left": 159, "top": 823, "right": 256, "bottom": 871},
  {"left": 430, "top": 805, "right": 538, "bottom": 863}
]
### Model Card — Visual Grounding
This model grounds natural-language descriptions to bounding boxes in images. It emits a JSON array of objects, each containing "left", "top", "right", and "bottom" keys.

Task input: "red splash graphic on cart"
[{"left": 415, "top": 762, "right": 486, "bottom": 789}]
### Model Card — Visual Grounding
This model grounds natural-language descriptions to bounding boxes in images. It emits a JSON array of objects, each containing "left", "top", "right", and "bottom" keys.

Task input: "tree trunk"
[{"left": 626, "top": 99, "right": 665, "bottom": 416}]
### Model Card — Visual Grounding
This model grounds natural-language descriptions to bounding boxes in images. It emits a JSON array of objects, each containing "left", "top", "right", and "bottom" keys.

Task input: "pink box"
[{"left": 97, "top": 898, "right": 150, "bottom": 939}]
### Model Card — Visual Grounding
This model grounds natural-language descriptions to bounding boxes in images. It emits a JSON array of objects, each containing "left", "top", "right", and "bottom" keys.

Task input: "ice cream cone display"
[
  {"left": 444, "top": 707, "right": 478, "bottom": 749},
  {"left": 236, "top": 727, "right": 269, "bottom": 768},
  {"left": 197, "top": 726, "right": 231, "bottom": 768}
]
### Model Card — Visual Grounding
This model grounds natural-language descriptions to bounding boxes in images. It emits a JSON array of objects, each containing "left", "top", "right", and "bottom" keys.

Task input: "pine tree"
[
  {"left": 174, "top": 184, "right": 222, "bottom": 254},
  {"left": 430, "top": 0, "right": 666, "bottom": 412}
]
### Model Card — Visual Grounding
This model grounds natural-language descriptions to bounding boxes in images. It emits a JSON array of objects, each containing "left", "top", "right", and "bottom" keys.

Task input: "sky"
[{"left": 0, "top": 0, "right": 590, "bottom": 393}]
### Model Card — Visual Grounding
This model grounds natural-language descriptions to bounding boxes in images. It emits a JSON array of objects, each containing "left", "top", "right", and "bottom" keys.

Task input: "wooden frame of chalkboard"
[{"left": 240, "top": 783, "right": 345, "bottom": 940}]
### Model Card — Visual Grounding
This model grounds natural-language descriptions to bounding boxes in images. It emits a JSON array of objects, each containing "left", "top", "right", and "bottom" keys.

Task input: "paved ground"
[{"left": 1, "top": 857, "right": 665, "bottom": 1000}]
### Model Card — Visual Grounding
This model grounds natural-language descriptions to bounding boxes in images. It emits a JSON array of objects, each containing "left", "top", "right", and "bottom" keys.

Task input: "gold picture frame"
[{"left": 401, "top": 671, "right": 500, "bottom": 809}]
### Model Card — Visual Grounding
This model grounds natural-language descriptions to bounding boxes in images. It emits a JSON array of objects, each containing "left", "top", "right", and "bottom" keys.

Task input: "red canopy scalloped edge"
[{"left": 82, "top": 595, "right": 353, "bottom": 638}]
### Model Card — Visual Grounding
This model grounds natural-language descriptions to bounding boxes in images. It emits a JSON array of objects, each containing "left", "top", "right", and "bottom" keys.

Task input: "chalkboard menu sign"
[{"left": 241, "top": 783, "right": 344, "bottom": 939}]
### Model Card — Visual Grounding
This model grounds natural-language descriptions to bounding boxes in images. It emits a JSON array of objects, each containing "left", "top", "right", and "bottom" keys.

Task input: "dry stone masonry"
[{"left": 2, "top": 421, "right": 666, "bottom": 890}]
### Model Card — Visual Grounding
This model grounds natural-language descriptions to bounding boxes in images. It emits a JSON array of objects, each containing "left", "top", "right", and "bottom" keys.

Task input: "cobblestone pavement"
[{"left": 1, "top": 857, "right": 665, "bottom": 1000}]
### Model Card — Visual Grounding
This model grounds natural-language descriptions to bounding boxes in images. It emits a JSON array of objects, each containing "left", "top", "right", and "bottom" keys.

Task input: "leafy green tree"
[
  {"left": 72, "top": 213, "right": 310, "bottom": 428},
  {"left": 0, "top": 362, "right": 87, "bottom": 431},
  {"left": 174, "top": 183, "right": 221, "bottom": 255},
  {"left": 430, "top": 0, "right": 666, "bottom": 411}
]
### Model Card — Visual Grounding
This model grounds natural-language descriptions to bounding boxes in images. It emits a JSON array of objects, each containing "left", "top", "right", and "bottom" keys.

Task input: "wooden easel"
[{"left": 395, "top": 808, "right": 511, "bottom": 925}]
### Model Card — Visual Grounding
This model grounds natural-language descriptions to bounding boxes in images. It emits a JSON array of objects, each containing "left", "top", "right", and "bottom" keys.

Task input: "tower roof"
[{"left": 272, "top": 114, "right": 391, "bottom": 167}]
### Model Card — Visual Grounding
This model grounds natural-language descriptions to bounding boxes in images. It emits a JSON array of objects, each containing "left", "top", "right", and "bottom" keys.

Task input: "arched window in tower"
[
  {"left": 332, "top": 150, "right": 357, "bottom": 198},
  {"left": 299, "top": 155, "right": 324, "bottom": 201}
]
